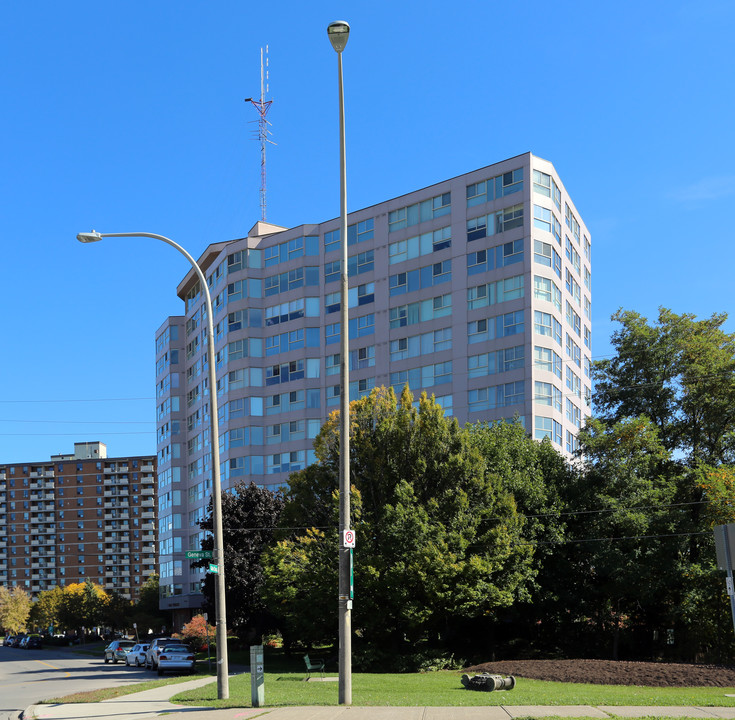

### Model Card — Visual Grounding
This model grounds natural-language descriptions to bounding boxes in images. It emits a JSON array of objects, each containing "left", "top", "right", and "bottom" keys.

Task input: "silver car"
[
  {"left": 144, "top": 637, "right": 175, "bottom": 669},
  {"left": 103, "top": 639, "right": 136, "bottom": 664},
  {"left": 125, "top": 642, "right": 150, "bottom": 667},
  {"left": 156, "top": 643, "right": 195, "bottom": 676}
]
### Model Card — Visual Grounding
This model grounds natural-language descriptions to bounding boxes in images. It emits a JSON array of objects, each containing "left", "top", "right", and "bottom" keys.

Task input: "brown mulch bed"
[{"left": 462, "top": 659, "right": 735, "bottom": 687}]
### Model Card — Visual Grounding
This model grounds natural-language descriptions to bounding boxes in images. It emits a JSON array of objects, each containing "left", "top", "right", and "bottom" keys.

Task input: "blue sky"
[{"left": 1, "top": 0, "right": 733, "bottom": 462}]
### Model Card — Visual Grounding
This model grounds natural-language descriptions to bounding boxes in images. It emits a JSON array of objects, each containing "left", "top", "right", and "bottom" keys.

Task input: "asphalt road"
[{"left": 0, "top": 644, "right": 157, "bottom": 720}]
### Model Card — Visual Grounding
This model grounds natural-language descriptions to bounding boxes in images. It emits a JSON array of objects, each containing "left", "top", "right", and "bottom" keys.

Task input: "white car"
[
  {"left": 156, "top": 643, "right": 195, "bottom": 676},
  {"left": 125, "top": 643, "right": 150, "bottom": 667}
]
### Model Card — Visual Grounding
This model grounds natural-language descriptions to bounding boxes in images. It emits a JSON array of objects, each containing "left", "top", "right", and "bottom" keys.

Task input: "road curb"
[{"left": 20, "top": 704, "right": 37, "bottom": 720}]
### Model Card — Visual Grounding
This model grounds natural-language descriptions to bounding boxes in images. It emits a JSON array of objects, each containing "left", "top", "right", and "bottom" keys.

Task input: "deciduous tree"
[
  {"left": 195, "top": 481, "right": 284, "bottom": 641},
  {"left": 263, "top": 387, "right": 538, "bottom": 668},
  {"left": 0, "top": 586, "right": 32, "bottom": 634}
]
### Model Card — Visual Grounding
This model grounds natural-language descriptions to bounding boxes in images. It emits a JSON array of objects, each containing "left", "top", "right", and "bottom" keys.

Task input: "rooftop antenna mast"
[{"left": 245, "top": 46, "right": 275, "bottom": 222}]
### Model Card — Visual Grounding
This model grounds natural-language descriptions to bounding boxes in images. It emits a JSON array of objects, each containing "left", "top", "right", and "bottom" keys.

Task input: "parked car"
[
  {"left": 13, "top": 635, "right": 28, "bottom": 648},
  {"left": 23, "top": 634, "right": 42, "bottom": 649},
  {"left": 156, "top": 643, "right": 195, "bottom": 676},
  {"left": 3, "top": 636, "right": 15, "bottom": 647},
  {"left": 103, "top": 639, "right": 136, "bottom": 663},
  {"left": 144, "top": 638, "right": 175, "bottom": 670},
  {"left": 125, "top": 643, "right": 150, "bottom": 667}
]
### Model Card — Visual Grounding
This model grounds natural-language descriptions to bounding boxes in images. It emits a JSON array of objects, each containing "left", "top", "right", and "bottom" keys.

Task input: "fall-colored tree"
[
  {"left": 176, "top": 614, "right": 216, "bottom": 650},
  {"left": 0, "top": 586, "right": 32, "bottom": 634}
]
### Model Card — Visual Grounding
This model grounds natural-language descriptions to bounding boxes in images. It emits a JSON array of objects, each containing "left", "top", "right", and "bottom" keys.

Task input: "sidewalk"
[{"left": 23, "top": 675, "right": 735, "bottom": 720}]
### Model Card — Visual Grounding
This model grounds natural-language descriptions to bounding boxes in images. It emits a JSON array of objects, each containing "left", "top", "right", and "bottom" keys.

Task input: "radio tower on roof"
[{"left": 245, "top": 46, "right": 275, "bottom": 222}]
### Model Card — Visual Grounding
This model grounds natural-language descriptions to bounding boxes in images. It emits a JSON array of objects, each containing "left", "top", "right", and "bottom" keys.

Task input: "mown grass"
[
  {"left": 44, "top": 674, "right": 205, "bottom": 703},
  {"left": 170, "top": 672, "right": 735, "bottom": 709}
]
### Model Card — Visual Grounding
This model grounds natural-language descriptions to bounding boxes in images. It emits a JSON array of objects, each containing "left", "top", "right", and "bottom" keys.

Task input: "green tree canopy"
[
  {"left": 593, "top": 308, "right": 735, "bottom": 465},
  {"left": 29, "top": 586, "right": 64, "bottom": 632},
  {"left": 195, "top": 481, "right": 285, "bottom": 641},
  {"left": 57, "top": 581, "right": 108, "bottom": 634},
  {"left": 263, "top": 387, "right": 540, "bottom": 669}
]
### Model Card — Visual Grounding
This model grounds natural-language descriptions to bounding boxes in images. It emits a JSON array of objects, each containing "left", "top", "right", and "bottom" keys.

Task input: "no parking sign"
[{"left": 343, "top": 529, "right": 356, "bottom": 548}]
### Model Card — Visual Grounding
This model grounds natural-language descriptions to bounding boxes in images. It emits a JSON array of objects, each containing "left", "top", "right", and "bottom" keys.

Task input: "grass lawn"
[
  {"left": 168, "top": 672, "right": 735, "bottom": 709},
  {"left": 44, "top": 674, "right": 206, "bottom": 704}
]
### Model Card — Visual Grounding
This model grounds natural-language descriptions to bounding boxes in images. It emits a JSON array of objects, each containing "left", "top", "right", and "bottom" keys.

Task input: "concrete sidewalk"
[{"left": 23, "top": 675, "right": 735, "bottom": 720}]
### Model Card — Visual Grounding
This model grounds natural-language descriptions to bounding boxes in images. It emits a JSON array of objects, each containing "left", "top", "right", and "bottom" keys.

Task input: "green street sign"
[
  {"left": 186, "top": 550, "right": 213, "bottom": 559},
  {"left": 208, "top": 563, "right": 219, "bottom": 574}
]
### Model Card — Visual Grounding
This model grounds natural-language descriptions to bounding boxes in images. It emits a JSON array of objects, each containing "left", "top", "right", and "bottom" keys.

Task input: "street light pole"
[
  {"left": 327, "top": 19, "right": 351, "bottom": 707},
  {"left": 76, "top": 230, "right": 230, "bottom": 699}
]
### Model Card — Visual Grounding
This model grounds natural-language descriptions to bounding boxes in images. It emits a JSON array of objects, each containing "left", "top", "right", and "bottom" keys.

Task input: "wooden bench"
[{"left": 303, "top": 653, "right": 325, "bottom": 679}]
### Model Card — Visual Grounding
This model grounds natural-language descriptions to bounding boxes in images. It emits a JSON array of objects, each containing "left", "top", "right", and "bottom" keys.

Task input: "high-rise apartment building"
[
  {"left": 155, "top": 152, "right": 591, "bottom": 622},
  {"left": 0, "top": 442, "right": 157, "bottom": 600}
]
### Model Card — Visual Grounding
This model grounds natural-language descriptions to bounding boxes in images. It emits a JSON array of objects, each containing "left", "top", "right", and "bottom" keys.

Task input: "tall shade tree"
[
  {"left": 29, "top": 587, "right": 64, "bottom": 632},
  {"left": 593, "top": 308, "right": 735, "bottom": 465},
  {"left": 57, "top": 581, "right": 109, "bottom": 636},
  {"left": 0, "top": 586, "right": 32, "bottom": 634},
  {"left": 132, "top": 574, "right": 170, "bottom": 635},
  {"left": 263, "top": 387, "right": 538, "bottom": 669},
  {"left": 194, "top": 481, "right": 284, "bottom": 641}
]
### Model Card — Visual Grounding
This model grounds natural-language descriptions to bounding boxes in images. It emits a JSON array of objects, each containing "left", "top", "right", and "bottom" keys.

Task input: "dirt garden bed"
[{"left": 462, "top": 659, "right": 735, "bottom": 687}]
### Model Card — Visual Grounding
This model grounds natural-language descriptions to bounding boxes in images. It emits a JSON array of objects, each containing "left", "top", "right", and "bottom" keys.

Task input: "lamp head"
[
  {"left": 76, "top": 231, "right": 103, "bottom": 243},
  {"left": 327, "top": 21, "right": 350, "bottom": 53}
]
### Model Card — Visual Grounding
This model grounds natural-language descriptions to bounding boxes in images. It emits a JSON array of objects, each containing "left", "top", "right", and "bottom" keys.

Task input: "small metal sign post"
[
  {"left": 250, "top": 644, "right": 265, "bottom": 707},
  {"left": 713, "top": 523, "right": 735, "bottom": 637},
  {"left": 203, "top": 613, "right": 211, "bottom": 673}
]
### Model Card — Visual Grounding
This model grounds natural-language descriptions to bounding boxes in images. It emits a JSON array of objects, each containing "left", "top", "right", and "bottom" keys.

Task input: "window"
[
  {"left": 499, "top": 310, "right": 524, "bottom": 337},
  {"left": 351, "top": 314, "right": 375, "bottom": 338},
  {"left": 388, "top": 226, "right": 451, "bottom": 264},
  {"left": 566, "top": 367, "right": 582, "bottom": 398},
  {"left": 388, "top": 192, "right": 451, "bottom": 231},
  {"left": 534, "top": 346, "right": 562, "bottom": 379},
  {"left": 355, "top": 283, "right": 375, "bottom": 306},
  {"left": 468, "top": 318, "right": 490, "bottom": 344},
  {"left": 534, "top": 240, "right": 561, "bottom": 277},
  {"left": 325, "top": 323, "right": 340, "bottom": 345},
  {"left": 566, "top": 301, "right": 581, "bottom": 336},
  {"left": 535, "top": 416, "right": 562, "bottom": 445},
  {"left": 535, "top": 382, "right": 562, "bottom": 411},
  {"left": 348, "top": 250, "right": 374, "bottom": 277},
  {"left": 566, "top": 269, "right": 581, "bottom": 305},
  {"left": 325, "top": 261, "right": 340, "bottom": 284},
  {"left": 565, "top": 203, "right": 581, "bottom": 242},
  {"left": 496, "top": 204, "right": 524, "bottom": 233},
  {"left": 534, "top": 276, "right": 561, "bottom": 310},
  {"left": 466, "top": 180, "right": 488, "bottom": 207},
  {"left": 326, "top": 353, "right": 340, "bottom": 376},
  {"left": 533, "top": 170, "right": 551, "bottom": 197},
  {"left": 534, "top": 204, "right": 552, "bottom": 232},
  {"left": 566, "top": 334, "right": 582, "bottom": 367},
  {"left": 353, "top": 345, "right": 375, "bottom": 369},
  {"left": 565, "top": 237, "right": 581, "bottom": 276},
  {"left": 534, "top": 312, "right": 562, "bottom": 345},
  {"left": 566, "top": 399, "right": 582, "bottom": 428}
]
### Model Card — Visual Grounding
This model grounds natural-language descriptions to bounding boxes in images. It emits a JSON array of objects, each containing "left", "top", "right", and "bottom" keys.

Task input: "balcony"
[
  {"left": 141, "top": 511, "right": 155, "bottom": 520},
  {"left": 141, "top": 464, "right": 154, "bottom": 473},
  {"left": 141, "top": 487, "right": 154, "bottom": 496}
]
